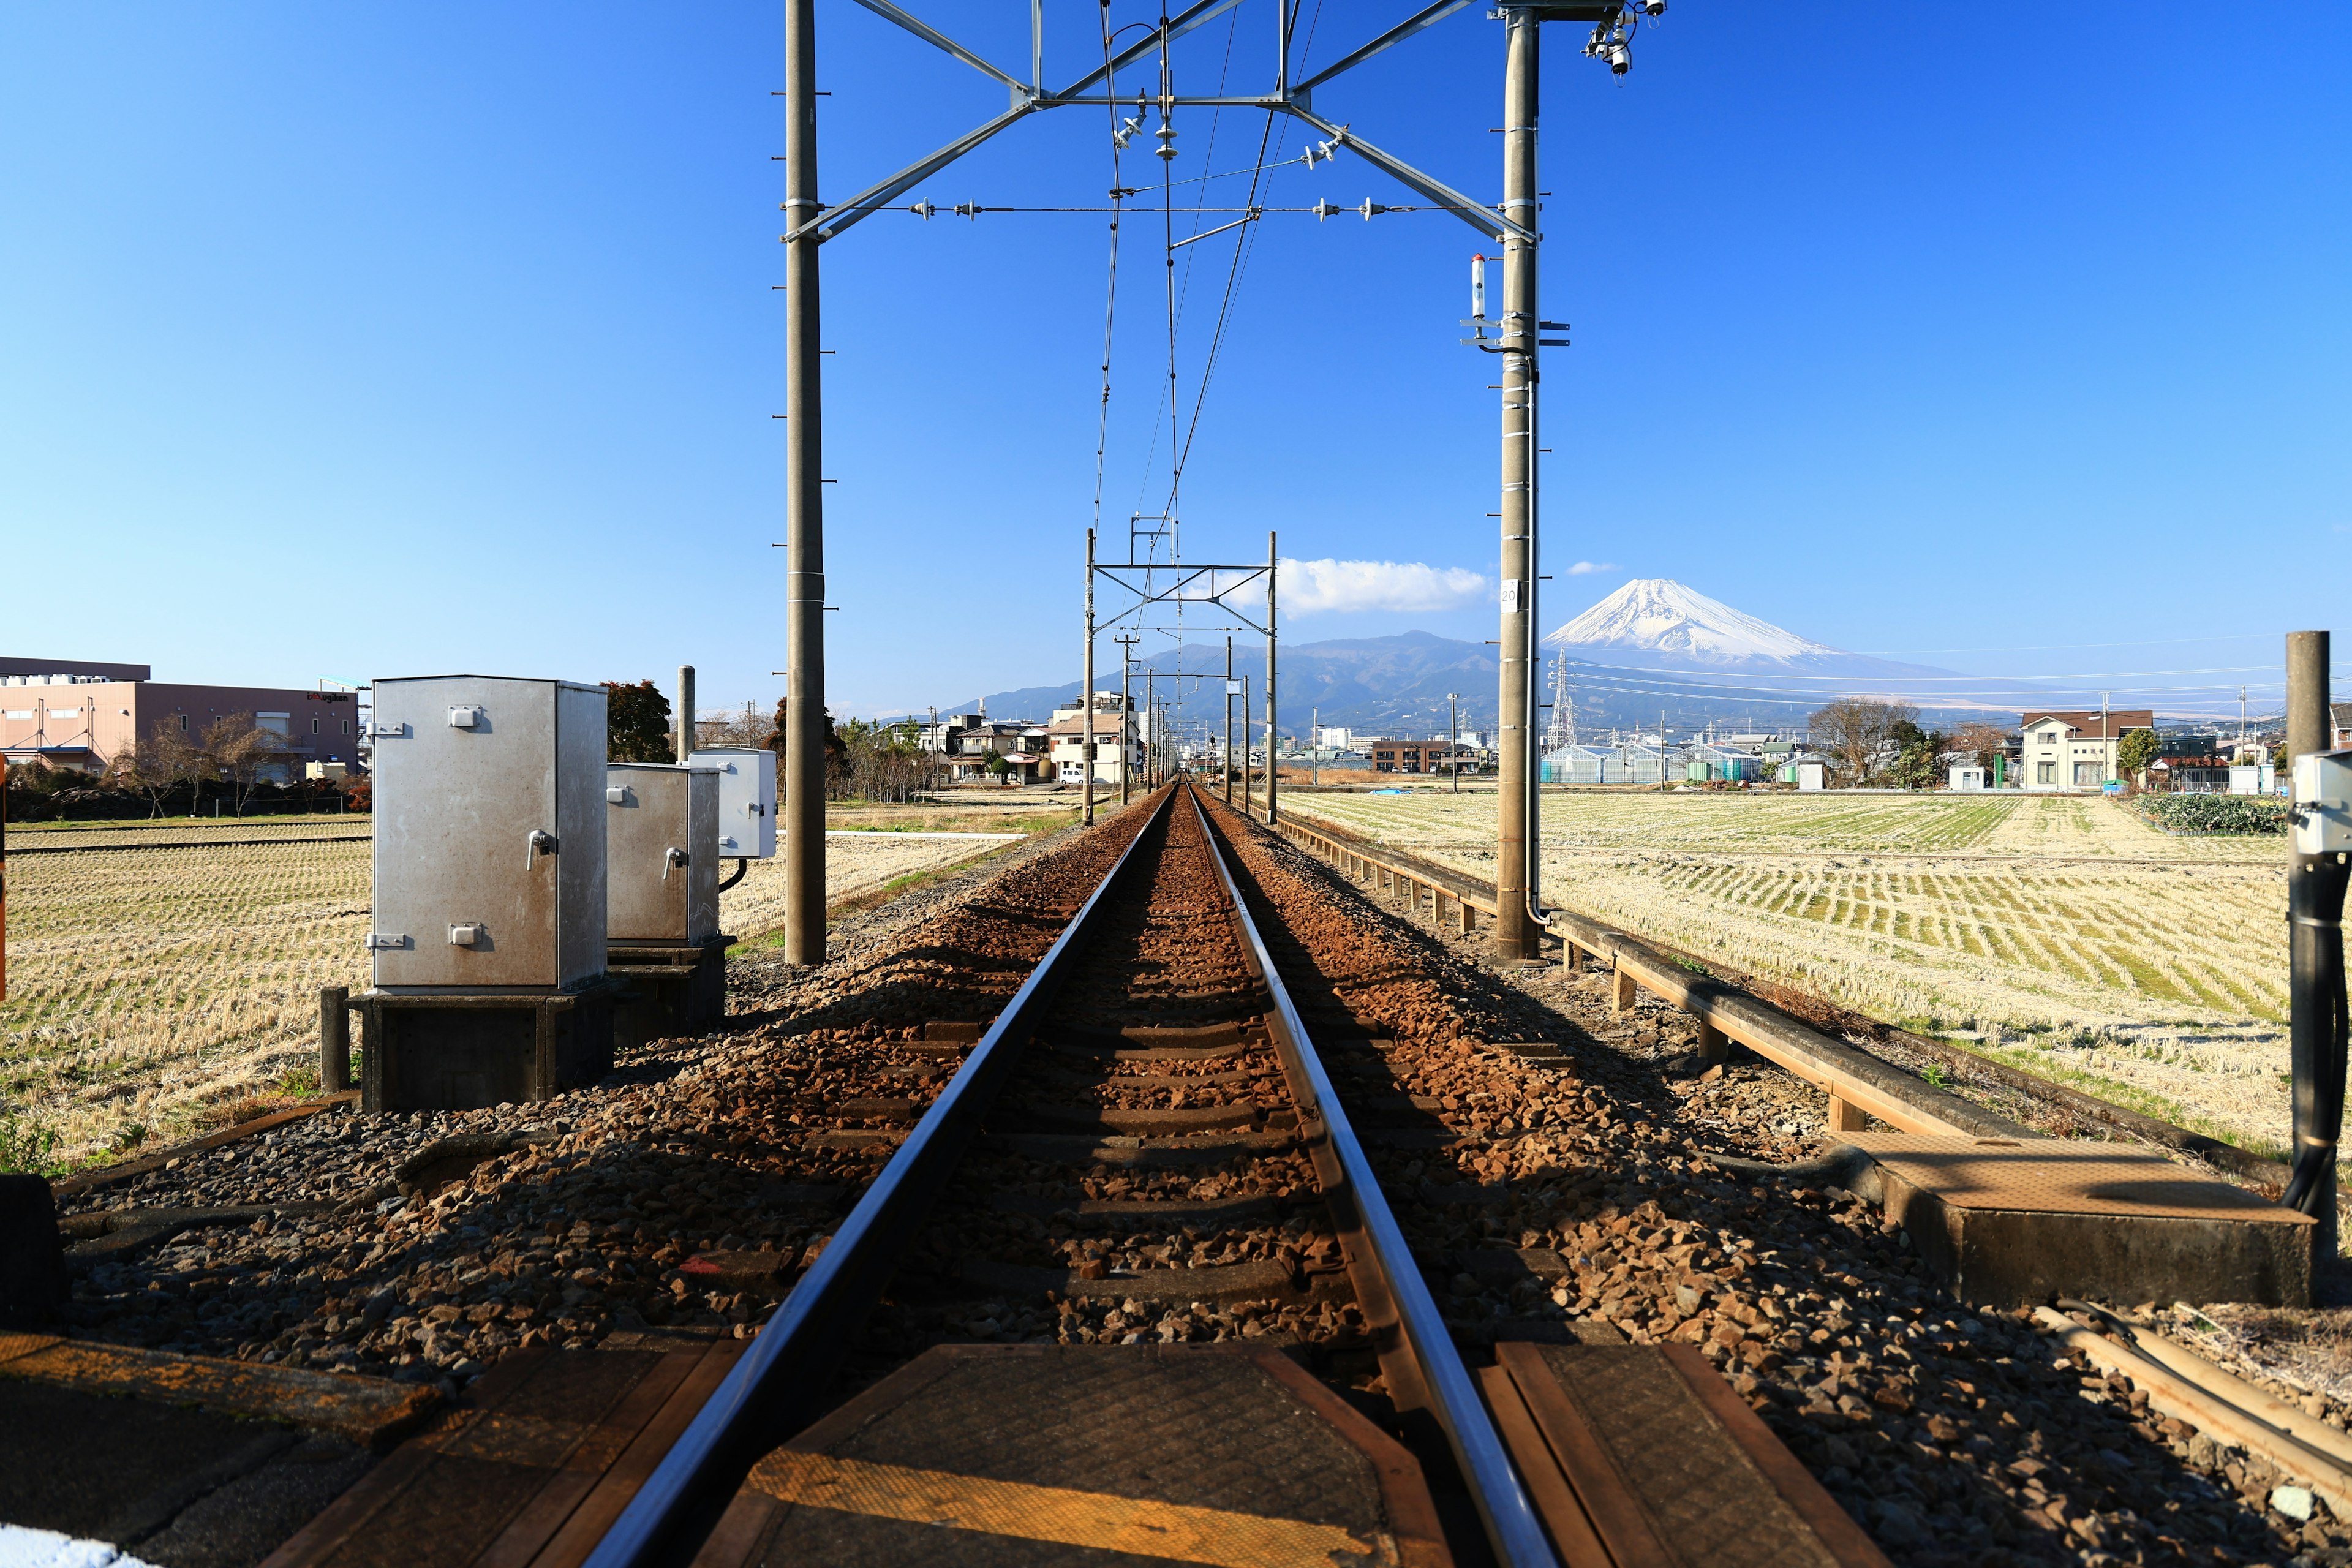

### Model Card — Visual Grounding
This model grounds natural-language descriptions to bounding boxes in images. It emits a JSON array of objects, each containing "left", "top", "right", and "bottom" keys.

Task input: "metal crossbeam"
[
  {"left": 789, "top": 0, "right": 1528, "bottom": 247},
  {"left": 1292, "top": 0, "right": 1473, "bottom": 97}
]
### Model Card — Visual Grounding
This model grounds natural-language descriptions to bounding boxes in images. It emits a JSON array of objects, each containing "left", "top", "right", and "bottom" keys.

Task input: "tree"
[
  {"left": 603, "top": 680, "right": 674, "bottom": 763},
  {"left": 202, "top": 713, "right": 287, "bottom": 815},
  {"left": 2118, "top": 727, "right": 2160, "bottom": 780},
  {"left": 1808, "top": 698, "right": 1917, "bottom": 784},
  {"left": 1888, "top": 720, "right": 1947, "bottom": 790},
  {"left": 111, "top": 729, "right": 202, "bottom": 818},
  {"left": 1950, "top": 720, "right": 2010, "bottom": 777}
]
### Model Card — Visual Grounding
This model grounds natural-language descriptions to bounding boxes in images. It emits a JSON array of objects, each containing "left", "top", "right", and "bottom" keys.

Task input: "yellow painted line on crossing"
[{"left": 745, "top": 1449, "right": 1398, "bottom": 1567}]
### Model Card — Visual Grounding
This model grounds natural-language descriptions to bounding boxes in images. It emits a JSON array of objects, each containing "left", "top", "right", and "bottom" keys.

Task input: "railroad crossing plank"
[
  {"left": 693, "top": 1344, "right": 1451, "bottom": 1567},
  {"left": 1485, "top": 1341, "right": 1886, "bottom": 1568},
  {"left": 260, "top": 1338, "right": 742, "bottom": 1568}
]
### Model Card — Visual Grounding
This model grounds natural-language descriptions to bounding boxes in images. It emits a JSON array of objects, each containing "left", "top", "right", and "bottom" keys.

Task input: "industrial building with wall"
[{"left": 0, "top": 657, "right": 362, "bottom": 776}]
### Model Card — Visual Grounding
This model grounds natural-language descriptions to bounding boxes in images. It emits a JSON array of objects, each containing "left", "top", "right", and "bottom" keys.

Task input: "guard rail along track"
[{"left": 582, "top": 781, "right": 1560, "bottom": 1568}]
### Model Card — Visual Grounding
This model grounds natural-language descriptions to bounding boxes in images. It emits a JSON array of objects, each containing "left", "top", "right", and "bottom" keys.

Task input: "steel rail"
[
  {"left": 579, "top": 786, "right": 1178, "bottom": 1568},
  {"left": 1187, "top": 787, "right": 1561, "bottom": 1568}
]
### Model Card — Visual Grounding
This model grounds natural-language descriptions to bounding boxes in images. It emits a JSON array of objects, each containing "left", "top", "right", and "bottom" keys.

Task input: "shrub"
[{"left": 2136, "top": 793, "right": 2286, "bottom": 836}]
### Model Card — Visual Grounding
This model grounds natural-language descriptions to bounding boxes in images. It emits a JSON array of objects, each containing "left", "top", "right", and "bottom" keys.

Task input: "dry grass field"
[
  {"left": 1290, "top": 789, "right": 2293, "bottom": 1158},
  {"left": 0, "top": 816, "right": 1011, "bottom": 1169}
]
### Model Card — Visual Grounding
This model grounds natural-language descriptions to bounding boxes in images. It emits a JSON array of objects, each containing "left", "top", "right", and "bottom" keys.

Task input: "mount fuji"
[{"left": 1546, "top": 579, "right": 1956, "bottom": 682}]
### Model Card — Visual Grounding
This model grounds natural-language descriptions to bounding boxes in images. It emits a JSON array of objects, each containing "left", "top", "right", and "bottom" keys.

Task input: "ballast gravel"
[{"left": 51, "top": 788, "right": 2352, "bottom": 1566}]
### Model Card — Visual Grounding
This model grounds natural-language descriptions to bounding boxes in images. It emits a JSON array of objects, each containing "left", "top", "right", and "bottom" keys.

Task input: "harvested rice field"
[
  {"left": 0, "top": 816, "right": 1009, "bottom": 1167},
  {"left": 1289, "top": 788, "right": 2293, "bottom": 1158}
]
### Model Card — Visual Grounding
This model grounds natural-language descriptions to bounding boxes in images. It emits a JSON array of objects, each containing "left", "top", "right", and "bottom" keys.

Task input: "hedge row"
[{"left": 2136, "top": 793, "right": 2287, "bottom": 836}]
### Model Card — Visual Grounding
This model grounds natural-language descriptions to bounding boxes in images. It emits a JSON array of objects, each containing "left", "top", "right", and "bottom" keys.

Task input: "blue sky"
[{"left": 4, "top": 3, "right": 2346, "bottom": 722}]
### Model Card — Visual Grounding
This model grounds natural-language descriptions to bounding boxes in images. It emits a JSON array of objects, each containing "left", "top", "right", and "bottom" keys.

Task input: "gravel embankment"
[{"left": 53, "top": 785, "right": 2352, "bottom": 1566}]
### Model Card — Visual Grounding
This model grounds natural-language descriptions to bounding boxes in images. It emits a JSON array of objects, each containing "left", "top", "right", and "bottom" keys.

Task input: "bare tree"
[
  {"left": 1808, "top": 698, "right": 1917, "bottom": 784},
  {"left": 202, "top": 712, "right": 287, "bottom": 816},
  {"left": 113, "top": 728, "right": 205, "bottom": 818},
  {"left": 1949, "top": 720, "right": 2010, "bottom": 775},
  {"left": 694, "top": 704, "right": 771, "bottom": 750}
]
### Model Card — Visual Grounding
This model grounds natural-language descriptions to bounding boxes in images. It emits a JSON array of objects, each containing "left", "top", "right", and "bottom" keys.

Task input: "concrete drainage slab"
[{"left": 1845, "top": 1133, "right": 2316, "bottom": 1307}]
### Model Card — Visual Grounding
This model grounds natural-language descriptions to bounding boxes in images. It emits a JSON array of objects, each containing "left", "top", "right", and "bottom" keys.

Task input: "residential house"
[
  {"left": 1365, "top": 739, "right": 1436, "bottom": 774},
  {"left": 2018, "top": 709, "right": 2155, "bottom": 791},
  {"left": 1047, "top": 693, "right": 1143, "bottom": 785}
]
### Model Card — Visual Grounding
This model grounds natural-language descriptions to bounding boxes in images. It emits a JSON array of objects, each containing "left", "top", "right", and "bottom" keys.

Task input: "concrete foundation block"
[
  {"left": 0, "top": 1175, "right": 67, "bottom": 1329},
  {"left": 1849, "top": 1133, "right": 2316, "bottom": 1307},
  {"left": 355, "top": 981, "right": 619, "bottom": 1114},
  {"left": 609, "top": 935, "right": 731, "bottom": 1052}
]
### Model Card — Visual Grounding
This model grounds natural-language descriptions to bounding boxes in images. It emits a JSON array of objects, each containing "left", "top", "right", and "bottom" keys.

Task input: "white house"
[
  {"left": 2019, "top": 709, "right": 2154, "bottom": 791},
  {"left": 1047, "top": 693, "right": 1144, "bottom": 785}
]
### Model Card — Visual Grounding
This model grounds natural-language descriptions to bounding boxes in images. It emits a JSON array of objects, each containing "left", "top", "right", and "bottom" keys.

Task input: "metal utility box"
[
  {"left": 2293, "top": 752, "right": 2352, "bottom": 855},
  {"left": 608, "top": 763, "right": 731, "bottom": 1049},
  {"left": 688, "top": 748, "right": 777, "bottom": 859},
  {"left": 606, "top": 763, "right": 721, "bottom": 944},
  {"left": 370, "top": 676, "right": 609, "bottom": 993}
]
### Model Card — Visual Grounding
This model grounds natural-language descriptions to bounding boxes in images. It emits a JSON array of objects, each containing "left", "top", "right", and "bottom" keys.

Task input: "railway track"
[
  {"left": 589, "top": 781, "right": 1555, "bottom": 1566},
  {"left": 33, "top": 780, "right": 2336, "bottom": 1567}
]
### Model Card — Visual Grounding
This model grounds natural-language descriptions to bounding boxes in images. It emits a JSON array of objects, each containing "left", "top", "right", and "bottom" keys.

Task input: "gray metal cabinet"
[
  {"left": 369, "top": 676, "right": 608, "bottom": 993},
  {"left": 605, "top": 763, "right": 720, "bottom": 944},
  {"left": 688, "top": 748, "right": 777, "bottom": 859}
]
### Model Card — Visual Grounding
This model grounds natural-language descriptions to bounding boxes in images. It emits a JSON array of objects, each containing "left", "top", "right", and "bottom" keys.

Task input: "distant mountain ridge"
[
  {"left": 928, "top": 581, "right": 2058, "bottom": 734},
  {"left": 1546, "top": 579, "right": 1957, "bottom": 682}
]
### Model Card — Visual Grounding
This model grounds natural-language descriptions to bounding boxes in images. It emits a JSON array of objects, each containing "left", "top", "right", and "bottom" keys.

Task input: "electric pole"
[
  {"left": 1266, "top": 529, "right": 1279, "bottom": 826},
  {"left": 1083, "top": 528, "right": 1096, "bottom": 827},
  {"left": 1494, "top": 7, "right": 1542, "bottom": 960},
  {"left": 1116, "top": 632, "right": 1138, "bottom": 805},
  {"left": 1449, "top": 692, "right": 1460, "bottom": 795},
  {"left": 779, "top": 0, "right": 826, "bottom": 968},
  {"left": 1223, "top": 636, "right": 1234, "bottom": 807}
]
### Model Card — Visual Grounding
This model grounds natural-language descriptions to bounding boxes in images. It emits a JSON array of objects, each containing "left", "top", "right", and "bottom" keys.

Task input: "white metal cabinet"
[{"left": 688, "top": 748, "right": 777, "bottom": 859}]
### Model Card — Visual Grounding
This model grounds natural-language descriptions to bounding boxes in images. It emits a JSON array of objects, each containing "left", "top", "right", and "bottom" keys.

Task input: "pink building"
[{"left": 0, "top": 658, "right": 362, "bottom": 776}]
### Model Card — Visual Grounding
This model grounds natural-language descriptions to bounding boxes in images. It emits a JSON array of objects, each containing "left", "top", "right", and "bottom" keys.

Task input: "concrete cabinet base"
[
  {"left": 610, "top": 936, "right": 732, "bottom": 1051},
  {"left": 355, "top": 984, "right": 619, "bottom": 1113}
]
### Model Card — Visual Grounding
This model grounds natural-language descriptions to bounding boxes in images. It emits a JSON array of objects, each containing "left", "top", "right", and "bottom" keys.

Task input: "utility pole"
[
  {"left": 1116, "top": 633, "right": 1138, "bottom": 805},
  {"left": 676, "top": 665, "right": 696, "bottom": 764},
  {"left": 1084, "top": 529, "right": 1096, "bottom": 827},
  {"left": 779, "top": 0, "right": 826, "bottom": 968},
  {"left": 1243, "top": 674, "right": 1256, "bottom": 817},
  {"left": 1223, "top": 636, "right": 1234, "bottom": 807},
  {"left": 1449, "top": 693, "right": 1460, "bottom": 795},
  {"left": 1266, "top": 529, "right": 1279, "bottom": 826},
  {"left": 1311, "top": 706, "right": 1320, "bottom": 788},
  {"left": 2283, "top": 630, "right": 2345, "bottom": 1248},
  {"left": 1493, "top": 6, "right": 1542, "bottom": 961},
  {"left": 926, "top": 704, "right": 938, "bottom": 793}
]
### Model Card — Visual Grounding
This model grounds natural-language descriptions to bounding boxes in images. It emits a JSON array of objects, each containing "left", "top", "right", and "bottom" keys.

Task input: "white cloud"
[
  {"left": 1563, "top": 560, "right": 1617, "bottom": 575},
  {"left": 1278, "top": 557, "right": 1488, "bottom": 614}
]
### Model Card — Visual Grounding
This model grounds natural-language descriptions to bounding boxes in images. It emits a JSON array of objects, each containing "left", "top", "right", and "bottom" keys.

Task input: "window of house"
[
  {"left": 2036, "top": 761, "right": 2057, "bottom": 784},
  {"left": 177, "top": 714, "right": 189, "bottom": 733},
  {"left": 2075, "top": 761, "right": 2101, "bottom": 786},
  {"left": 312, "top": 718, "right": 322, "bottom": 734}
]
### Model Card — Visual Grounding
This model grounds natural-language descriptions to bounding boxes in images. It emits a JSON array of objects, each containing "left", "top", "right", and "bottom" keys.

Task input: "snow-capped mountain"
[{"left": 1545, "top": 579, "right": 1953, "bottom": 680}]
